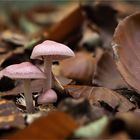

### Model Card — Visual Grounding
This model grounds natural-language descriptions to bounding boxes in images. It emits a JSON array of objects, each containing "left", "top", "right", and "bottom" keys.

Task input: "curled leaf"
[
  {"left": 60, "top": 51, "right": 96, "bottom": 84},
  {"left": 66, "top": 85, "right": 135, "bottom": 112},
  {"left": 113, "top": 12, "right": 140, "bottom": 94}
]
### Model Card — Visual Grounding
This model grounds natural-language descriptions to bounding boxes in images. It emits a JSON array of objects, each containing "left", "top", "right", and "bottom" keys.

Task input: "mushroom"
[
  {"left": 37, "top": 89, "right": 57, "bottom": 104},
  {"left": 30, "top": 40, "right": 74, "bottom": 103},
  {"left": 3, "top": 62, "right": 46, "bottom": 113}
]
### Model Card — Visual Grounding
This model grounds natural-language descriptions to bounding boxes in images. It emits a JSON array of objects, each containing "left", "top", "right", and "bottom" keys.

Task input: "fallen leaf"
[
  {"left": 101, "top": 131, "right": 130, "bottom": 140},
  {"left": 0, "top": 79, "right": 43, "bottom": 97},
  {"left": 110, "top": 1, "right": 140, "bottom": 17},
  {"left": 0, "top": 99, "right": 25, "bottom": 130},
  {"left": 1, "top": 30, "right": 28, "bottom": 46},
  {"left": 114, "top": 112, "right": 140, "bottom": 139},
  {"left": 108, "top": 132, "right": 130, "bottom": 140},
  {"left": 112, "top": 12, "right": 140, "bottom": 94},
  {"left": 66, "top": 85, "right": 135, "bottom": 112},
  {"left": 60, "top": 51, "right": 96, "bottom": 84},
  {"left": 5, "top": 111, "right": 79, "bottom": 139},
  {"left": 0, "top": 75, "right": 65, "bottom": 97},
  {"left": 58, "top": 98, "right": 108, "bottom": 125},
  {"left": 83, "top": 2, "right": 118, "bottom": 48},
  {"left": 93, "top": 52, "right": 128, "bottom": 89},
  {"left": 47, "top": 4, "right": 84, "bottom": 42},
  {"left": 26, "top": 4, "right": 58, "bottom": 25}
]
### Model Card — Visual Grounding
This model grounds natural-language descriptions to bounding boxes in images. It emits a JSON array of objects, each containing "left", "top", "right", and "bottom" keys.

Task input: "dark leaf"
[
  {"left": 60, "top": 51, "right": 96, "bottom": 85},
  {"left": 66, "top": 85, "right": 135, "bottom": 112},
  {"left": 93, "top": 52, "right": 128, "bottom": 89},
  {"left": 47, "top": 5, "right": 84, "bottom": 42},
  {"left": 58, "top": 98, "right": 109, "bottom": 125},
  {"left": 1, "top": 30, "right": 28, "bottom": 46},
  {"left": 113, "top": 12, "right": 140, "bottom": 94},
  {"left": 0, "top": 99, "right": 25, "bottom": 130},
  {"left": 101, "top": 111, "right": 140, "bottom": 139},
  {"left": 5, "top": 111, "right": 79, "bottom": 139}
]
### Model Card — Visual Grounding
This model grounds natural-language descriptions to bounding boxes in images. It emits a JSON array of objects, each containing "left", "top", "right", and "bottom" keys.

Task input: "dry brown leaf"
[
  {"left": 66, "top": 85, "right": 135, "bottom": 112},
  {"left": 101, "top": 131, "right": 130, "bottom": 140},
  {"left": 0, "top": 52, "right": 13, "bottom": 68},
  {"left": 109, "top": 132, "right": 130, "bottom": 140},
  {"left": 93, "top": 52, "right": 128, "bottom": 89},
  {"left": 46, "top": 4, "right": 84, "bottom": 42},
  {"left": 5, "top": 111, "right": 79, "bottom": 139},
  {"left": 0, "top": 75, "right": 65, "bottom": 97},
  {"left": 100, "top": 112, "right": 140, "bottom": 139},
  {"left": 110, "top": 1, "right": 140, "bottom": 17},
  {"left": 1, "top": 30, "right": 28, "bottom": 46},
  {"left": 115, "top": 112, "right": 140, "bottom": 138},
  {"left": 60, "top": 51, "right": 96, "bottom": 84},
  {"left": 0, "top": 80, "right": 43, "bottom": 97},
  {"left": 83, "top": 2, "right": 118, "bottom": 48},
  {"left": 0, "top": 99, "right": 25, "bottom": 129},
  {"left": 58, "top": 98, "right": 109, "bottom": 125},
  {"left": 112, "top": 12, "right": 140, "bottom": 94},
  {"left": 0, "top": 47, "right": 25, "bottom": 69}
]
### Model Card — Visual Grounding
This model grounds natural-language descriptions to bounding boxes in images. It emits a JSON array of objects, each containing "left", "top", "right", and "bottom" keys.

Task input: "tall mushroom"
[
  {"left": 30, "top": 40, "right": 75, "bottom": 103},
  {"left": 3, "top": 62, "right": 46, "bottom": 113}
]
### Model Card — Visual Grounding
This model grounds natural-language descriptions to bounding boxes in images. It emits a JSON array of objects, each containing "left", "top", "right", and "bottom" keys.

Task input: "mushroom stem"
[
  {"left": 23, "top": 79, "right": 34, "bottom": 113},
  {"left": 44, "top": 57, "right": 52, "bottom": 92}
]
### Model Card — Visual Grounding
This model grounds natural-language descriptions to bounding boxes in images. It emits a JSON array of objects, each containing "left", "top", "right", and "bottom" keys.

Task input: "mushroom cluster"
[{"left": 2, "top": 40, "right": 75, "bottom": 113}]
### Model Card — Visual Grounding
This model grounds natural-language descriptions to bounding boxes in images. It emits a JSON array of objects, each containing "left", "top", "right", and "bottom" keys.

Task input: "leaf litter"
[{"left": 0, "top": 0, "right": 139, "bottom": 139}]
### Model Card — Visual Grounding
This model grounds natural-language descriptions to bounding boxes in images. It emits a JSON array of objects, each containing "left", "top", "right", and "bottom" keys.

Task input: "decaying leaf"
[
  {"left": 109, "top": 1, "right": 140, "bottom": 17},
  {"left": 66, "top": 85, "right": 135, "bottom": 112},
  {"left": 93, "top": 52, "right": 127, "bottom": 89},
  {"left": 1, "top": 30, "right": 28, "bottom": 46},
  {"left": 5, "top": 111, "right": 79, "bottom": 139},
  {"left": 101, "top": 111, "right": 140, "bottom": 139},
  {"left": 0, "top": 80, "right": 43, "bottom": 97},
  {"left": 0, "top": 74, "right": 65, "bottom": 97},
  {"left": 0, "top": 52, "right": 13, "bottom": 68},
  {"left": 0, "top": 1, "right": 139, "bottom": 139},
  {"left": 0, "top": 99, "right": 25, "bottom": 129},
  {"left": 83, "top": 2, "right": 118, "bottom": 48},
  {"left": 26, "top": 4, "right": 58, "bottom": 25},
  {"left": 113, "top": 12, "right": 140, "bottom": 94},
  {"left": 47, "top": 4, "right": 84, "bottom": 42},
  {"left": 60, "top": 51, "right": 96, "bottom": 84},
  {"left": 101, "top": 131, "right": 130, "bottom": 140},
  {"left": 58, "top": 98, "right": 108, "bottom": 125},
  {"left": 116, "top": 112, "right": 140, "bottom": 138}
]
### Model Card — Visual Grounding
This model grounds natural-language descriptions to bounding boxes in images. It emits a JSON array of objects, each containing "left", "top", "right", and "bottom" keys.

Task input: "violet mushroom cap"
[
  {"left": 30, "top": 40, "right": 75, "bottom": 98},
  {"left": 30, "top": 40, "right": 75, "bottom": 60},
  {"left": 37, "top": 89, "right": 57, "bottom": 104},
  {"left": 3, "top": 62, "right": 46, "bottom": 113}
]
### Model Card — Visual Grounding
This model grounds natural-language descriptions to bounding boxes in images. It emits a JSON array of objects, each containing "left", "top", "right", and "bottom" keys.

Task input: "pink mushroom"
[
  {"left": 38, "top": 89, "right": 57, "bottom": 104},
  {"left": 30, "top": 40, "right": 74, "bottom": 103},
  {"left": 3, "top": 62, "right": 46, "bottom": 113}
]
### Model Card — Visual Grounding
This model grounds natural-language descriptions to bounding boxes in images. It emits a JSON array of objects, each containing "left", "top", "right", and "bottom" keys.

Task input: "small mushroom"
[
  {"left": 37, "top": 89, "right": 57, "bottom": 104},
  {"left": 30, "top": 40, "right": 74, "bottom": 103},
  {"left": 3, "top": 62, "right": 46, "bottom": 113}
]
